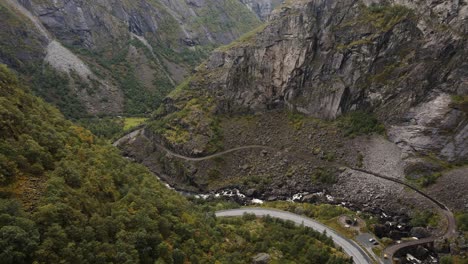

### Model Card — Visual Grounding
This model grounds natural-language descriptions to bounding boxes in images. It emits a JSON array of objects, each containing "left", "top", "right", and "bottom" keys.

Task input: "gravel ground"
[{"left": 426, "top": 166, "right": 468, "bottom": 211}]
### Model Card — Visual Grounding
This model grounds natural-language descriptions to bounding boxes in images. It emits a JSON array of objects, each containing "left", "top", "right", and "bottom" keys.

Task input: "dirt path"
[{"left": 155, "top": 143, "right": 276, "bottom": 161}]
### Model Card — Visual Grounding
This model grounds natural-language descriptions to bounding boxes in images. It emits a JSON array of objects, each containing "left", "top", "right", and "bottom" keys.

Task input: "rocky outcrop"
[
  {"left": 21, "top": 0, "right": 260, "bottom": 49},
  {"left": 2, "top": 0, "right": 123, "bottom": 115},
  {"left": 252, "top": 253, "right": 271, "bottom": 264},
  {"left": 388, "top": 93, "right": 468, "bottom": 162},
  {"left": 239, "top": 0, "right": 283, "bottom": 21},
  {"left": 158, "top": 0, "right": 468, "bottom": 162},
  {"left": 381, "top": 0, "right": 468, "bottom": 35}
]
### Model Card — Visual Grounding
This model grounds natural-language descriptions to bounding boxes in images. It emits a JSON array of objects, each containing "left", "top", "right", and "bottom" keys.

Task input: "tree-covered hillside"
[{"left": 0, "top": 64, "right": 350, "bottom": 263}]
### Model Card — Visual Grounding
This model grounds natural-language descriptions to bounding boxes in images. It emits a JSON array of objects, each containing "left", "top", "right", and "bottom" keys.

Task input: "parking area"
[{"left": 356, "top": 233, "right": 380, "bottom": 248}]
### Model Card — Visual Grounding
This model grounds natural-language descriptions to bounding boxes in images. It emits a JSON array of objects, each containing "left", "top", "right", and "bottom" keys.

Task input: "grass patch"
[
  {"left": 262, "top": 201, "right": 353, "bottom": 221},
  {"left": 362, "top": 4, "right": 414, "bottom": 32},
  {"left": 123, "top": 117, "right": 147, "bottom": 130},
  {"left": 337, "top": 37, "right": 374, "bottom": 51},
  {"left": 322, "top": 218, "right": 359, "bottom": 239},
  {"left": 217, "top": 23, "right": 267, "bottom": 52},
  {"left": 259, "top": 202, "right": 359, "bottom": 239},
  {"left": 288, "top": 112, "right": 306, "bottom": 130},
  {"left": 406, "top": 172, "right": 442, "bottom": 188},
  {"left": 451, "top": 95, "right": 468, "bottom": 113}
]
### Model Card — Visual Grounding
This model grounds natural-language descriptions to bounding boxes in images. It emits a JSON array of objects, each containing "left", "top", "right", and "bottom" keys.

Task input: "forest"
[{"left": 0, "top": 64, "right": 351, "bottom": 263}]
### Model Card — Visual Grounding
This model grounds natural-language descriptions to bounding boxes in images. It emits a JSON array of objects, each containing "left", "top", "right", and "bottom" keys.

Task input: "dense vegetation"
[
  {"left": 336, "top": 111, "right": 386, "bottom": 137},
  {"left": 148, "top": 83, "right": 223, "bottom": 154},
  {"left": 456, "top": 212, "right": 468, "bottom": 233},
  {"left": 214, "top": 214, "right": 351, "bottom": 264},
  {"left": 0, "top": 64, "right": 350, "bottom": 263},
  {"left": 77, "top": 117, "right": 125, "bottom": 139},
  {"left": 77, "top": 117, "right": 147, "bottom": 140},
  {"left": 410, "top": 210, "right": 439, "bottom": 228}
]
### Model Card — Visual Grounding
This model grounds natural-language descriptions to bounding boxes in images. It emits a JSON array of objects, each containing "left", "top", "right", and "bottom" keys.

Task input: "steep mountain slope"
[
  {"left": 0, "top": 64, "right": 353, "bottom": 263},
  {"left": 147, "top": 0, "right": 467, "bottom": 161},
  {"left": 239, "top": 0, "right": 283, "bottom": 20},
  {"left": 118, "top": 0, "right": 468, "bottom": 230},
  {"left": 0, "top": 0, "right": 261, "bottom": 117}
]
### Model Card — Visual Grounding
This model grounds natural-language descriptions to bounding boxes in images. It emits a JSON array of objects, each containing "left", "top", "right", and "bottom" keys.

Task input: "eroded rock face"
[
  {"left": 163, "top": 0, "right": 467, "bottom": 161},
  {"left": 21, "top": 0, "right": 260, "bottom": 49},
  {"left": 388, "top": 93, "right": 468, "bottom": 162},
  {"left": 385, "top": 0, "right": 468, "bottom": 35},
  {"left": 239, "top": 0, "right": 283, "bottom": 21}
]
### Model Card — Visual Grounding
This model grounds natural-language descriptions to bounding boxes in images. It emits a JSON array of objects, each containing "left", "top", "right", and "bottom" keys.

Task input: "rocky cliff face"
[
  {"left": 20, "top": 0, "right": 260, "bottom": 49},
  {"left": 239, "top": 0, "right": 283, "bottom": 20},
  {"left": 0, "top": 0, "right": 261, "bottom": 116},
  {"left": 154, "top": 0, "right": 467, "bottom": 163}
]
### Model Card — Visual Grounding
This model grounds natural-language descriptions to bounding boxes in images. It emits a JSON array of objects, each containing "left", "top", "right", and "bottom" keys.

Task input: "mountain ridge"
[{"left": 0, "top": 0, "right": 264, "bottom": 117}]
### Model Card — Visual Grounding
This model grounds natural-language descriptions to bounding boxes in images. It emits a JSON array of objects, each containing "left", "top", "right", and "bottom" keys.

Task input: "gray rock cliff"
[
  {"left": 0, "top": 0, "right": 261, "bottom": 116},
  {"left": 158, "top": 0, "right": 468, "bottom": 162}
]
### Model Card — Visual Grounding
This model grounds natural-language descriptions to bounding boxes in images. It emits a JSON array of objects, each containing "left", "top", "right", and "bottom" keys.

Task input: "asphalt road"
[
  {"left": 356, "top": 233, "right": 383, "bottom": 263},
  {"left": 351, "top": 168, "right": 457, "bottom": 259},
  {"left": 115, "top": 131, "right": 457, "bottom": 261},
  {"left": 215, "top": 208, "right": 373, "bottom": 264}
]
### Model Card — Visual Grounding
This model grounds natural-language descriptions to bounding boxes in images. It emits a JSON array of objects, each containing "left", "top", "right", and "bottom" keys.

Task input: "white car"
[{"left": 368, "top": 238, "right": 375, "bottom": 243}]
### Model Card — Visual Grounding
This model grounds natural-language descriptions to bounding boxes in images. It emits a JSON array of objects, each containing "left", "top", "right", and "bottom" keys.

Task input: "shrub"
[
  {"left": 456, "top": 213, "right": 468, "bottom": 232},
  {"left": 364, "top": 4, "right": 413, "bottom": 32},
  {"left": 311, "top": 168, "right": 337, "bottom": 184},
  {"left": 410, "top": 211, "right": 439, "bottom": 228},
  {"left": 440, "top": 256, "right": 453, "bottom": 264},
  {"left": 337, "top": 111, "right": 385, "bottom": 137},
  {"left": 288, "top": 112, "right": 305, "bottom": 130}
]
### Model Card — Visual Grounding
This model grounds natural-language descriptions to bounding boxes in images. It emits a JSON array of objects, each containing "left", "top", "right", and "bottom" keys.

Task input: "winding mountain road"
[
  {"left": 348, "top": 168, "right": 457, "bottom": 259},
  {"left": 154, "top": 143, "right": 276, "bottom": 161},
  {"left": 115, "top": 130, "right": 457, "bottom": 261},
  {"left": 215, "top": 208, "right": 373, "bottom": 264}
]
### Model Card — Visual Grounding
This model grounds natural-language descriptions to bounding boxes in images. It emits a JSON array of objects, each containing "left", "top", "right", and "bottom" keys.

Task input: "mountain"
[
  {"left": 0, "top": 0, "right": 261, "bottom": 117},
  {"left": 2, "top": 0, "right": 468, "bottom": 262},
  {"left": 239, "top": 0, "right": 283, "bottom": 20},
  {"left": 155, "top": 0, "right": 467, "bottom": 155},
  {"left": 119, "top": 0, "right": 468, "bottom": 219}
]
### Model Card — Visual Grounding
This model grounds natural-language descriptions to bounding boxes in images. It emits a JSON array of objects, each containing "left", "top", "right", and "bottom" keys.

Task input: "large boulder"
[{"left": 252, "top": 253, "right": 271, "bottom": 264}]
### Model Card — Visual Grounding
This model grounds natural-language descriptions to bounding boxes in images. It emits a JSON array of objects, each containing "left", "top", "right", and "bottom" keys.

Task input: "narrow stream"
[{"left": 154, "top": 173, "right": 334, "bottom": 205}]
